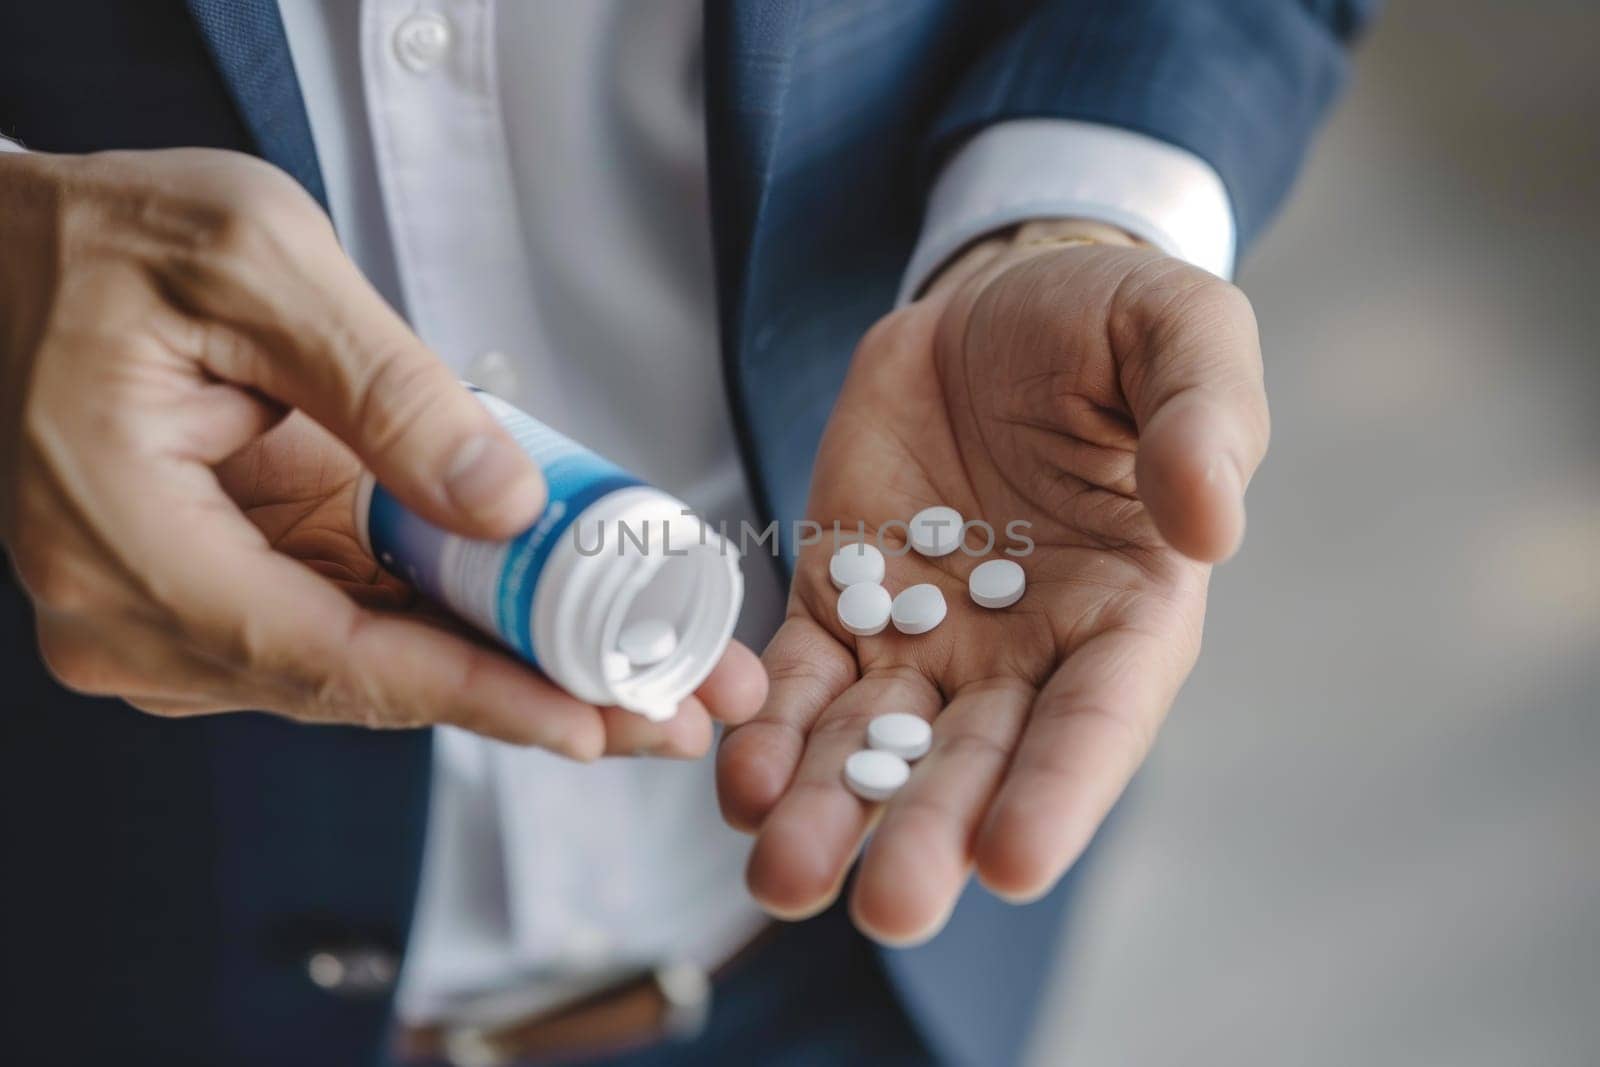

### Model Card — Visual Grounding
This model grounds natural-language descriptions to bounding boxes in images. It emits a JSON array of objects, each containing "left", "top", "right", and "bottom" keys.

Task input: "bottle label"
[{"left": 363, "top": 389, "right": 643, "bottom": 667}]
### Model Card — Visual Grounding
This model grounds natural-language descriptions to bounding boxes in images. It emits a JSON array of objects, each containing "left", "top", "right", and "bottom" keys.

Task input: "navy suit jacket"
[{"left": 0, "top": 2, "right": 1373, "bottom": 1064}]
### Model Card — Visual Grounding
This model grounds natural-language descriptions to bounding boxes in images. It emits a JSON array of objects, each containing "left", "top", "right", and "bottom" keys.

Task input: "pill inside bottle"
[
  {"left": 617, "top": 619, "right": 679, "bottom": 668},
  {"left": 356, "top": 386, "right": 744, "bottom": 723}
]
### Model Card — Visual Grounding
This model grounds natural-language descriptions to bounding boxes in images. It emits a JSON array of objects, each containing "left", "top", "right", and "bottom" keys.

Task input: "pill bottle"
[{"left": 354, "top": 387, "right": 743, "bottom": 721}]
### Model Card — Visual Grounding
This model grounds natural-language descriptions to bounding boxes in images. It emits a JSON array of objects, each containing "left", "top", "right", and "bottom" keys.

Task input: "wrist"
[
  {"left": 1008, "top": 217, "right": 1143, "bottom": 252},
  {"left": 919, "top": 217, "right": 1144, "bottom": 300}
]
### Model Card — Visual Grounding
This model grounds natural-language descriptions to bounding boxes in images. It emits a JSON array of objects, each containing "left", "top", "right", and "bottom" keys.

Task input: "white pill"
[
  {"left": 908, "top": 505, "right": 964, "bottom": 557},
  {"left": 828, "top": 542, "right": 886, "bottom": 590},
  {"left": 844, "top": 749, "right": 910, "bottom": 802},
  {"left": 867, "top": 713, "right": 932, "bottom": 761},
  {"left": 837, "top": 582, "right": 892, "bottom": 636},
  {"left": 617, "top": 618, "right": 678, "bottom": 668},
  {"left": 890, "top": 583, "right": 947, "bottom": 635},
  {"left": 968, "top": 558, "right": 1026, "bottom": 609}
]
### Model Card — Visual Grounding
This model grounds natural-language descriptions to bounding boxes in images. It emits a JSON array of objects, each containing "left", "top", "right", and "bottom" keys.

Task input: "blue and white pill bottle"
[{"left": 354, "top": 387, "right": 744, "bottom": 721}]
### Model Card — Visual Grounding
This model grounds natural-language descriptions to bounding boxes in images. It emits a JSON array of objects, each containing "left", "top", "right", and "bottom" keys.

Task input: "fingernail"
[{"left": 446, "top": 434, "right": 543, "bottom": 526}]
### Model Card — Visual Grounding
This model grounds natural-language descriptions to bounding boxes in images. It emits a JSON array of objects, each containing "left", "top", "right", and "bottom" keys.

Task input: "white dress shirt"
[{"left": 123, "top": 0, "right": 1232, "bottom": 1027}]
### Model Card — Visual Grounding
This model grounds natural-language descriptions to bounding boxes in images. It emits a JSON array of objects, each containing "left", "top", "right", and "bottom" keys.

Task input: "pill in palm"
[
  {"left": 617, "top": 618, "right": 678, "bottom": 668},
  {"left": 829, "top": 542, "right": 885, "bottom": 590},
  {"left": 890, "top": 583, "right": 947, "bottom": 635},
  {"left": 844, "top": 749, "right": 911, "bottom": 802},
  {"left": 968, "top": 558, "right": 1026, "bottom": 609},
  {"left": 908, "top": 505, "right": 964, "bottom": 557},
  {"left": 867, "top": 713, "right": 932, "bottom": 761},
  {"left": 837, "top": 582, "right": 892, "bottom": 636}
]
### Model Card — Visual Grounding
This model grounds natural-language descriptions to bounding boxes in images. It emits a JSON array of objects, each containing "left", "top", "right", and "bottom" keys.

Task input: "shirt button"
[
  {"left": 394, "top": 12, "right": 451, "bottom": 73},
  {"left": 304, "top": 946, "right": 398, "bottom": 997}
]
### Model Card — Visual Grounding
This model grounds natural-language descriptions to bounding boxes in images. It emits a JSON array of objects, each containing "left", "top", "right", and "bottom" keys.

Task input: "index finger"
[
  {"left": 695, "top": 640, "right": 770, "bottom": 725},
  {"left": 128, "top": 476, "right": 606, "bottom": 757},
  {"left": 164, "top": 176, "right": 544, "bottom": 539},
  {"left": 716, "top": 615, "right": 857, "bottom": 832}
]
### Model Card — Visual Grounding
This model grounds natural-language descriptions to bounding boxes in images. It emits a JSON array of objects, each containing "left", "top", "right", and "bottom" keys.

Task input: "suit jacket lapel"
[
  {"left": 704, "top": 0, "right": 804, "bottom": 527},
  {"left": 184, "top": 0, "right": 326, "bottom": 207}
]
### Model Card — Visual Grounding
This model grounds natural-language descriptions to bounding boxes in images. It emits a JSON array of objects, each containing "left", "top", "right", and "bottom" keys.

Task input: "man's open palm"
[{"left": 717, "top": 242, "right": 1269, "bottom": 944}]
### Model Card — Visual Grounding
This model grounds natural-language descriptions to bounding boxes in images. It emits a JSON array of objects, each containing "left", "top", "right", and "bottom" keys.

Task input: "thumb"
[
  {"left": 316, "top": 344, "right": 545, "bottom": 539},
  {"left": 178, "top": 202, "right": 545, "bottom": 539},
  {"left": 1122, "top": 271, "right": 1269, "bottom": 563}
]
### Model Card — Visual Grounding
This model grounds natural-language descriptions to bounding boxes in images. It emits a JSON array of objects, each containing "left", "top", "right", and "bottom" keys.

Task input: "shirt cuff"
[
  {"left": 900, "top": 118, "right": 1237, "bottom": 303},
  {"left": 0, "top": 135, "right": 26, "bottom": 154}
]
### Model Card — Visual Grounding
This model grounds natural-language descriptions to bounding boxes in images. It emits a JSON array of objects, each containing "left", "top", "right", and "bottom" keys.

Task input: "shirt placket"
[
  {"left": 360, "top": 0, "right": 563, "bottom": 962},
  {"left": 360, "top": 0, "right": 552, "bottom": 379}
]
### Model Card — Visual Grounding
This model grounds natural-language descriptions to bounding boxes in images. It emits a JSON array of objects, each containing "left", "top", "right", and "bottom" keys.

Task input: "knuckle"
[
  {"left": 200, "top": 201, "right": 274, "bottom": 262},
  {"left": 234, "top": 159, "right": 321, "bottom": 216},
  {"left": 305, "top": 659, "right": 350, "bottom": 710},
  {"left": 761, "top": 659, "right": 838, "bottom": 710},
  {"left": 302, "top": 670, "right": 380, "bottom": 727},
  {"left": 199, "top": 610, "right": 351, "bottom": 719},
  {"left": 935, "top": 730, "right": 1012, "bottom": 766},
  {"left": 1047, "top": 701, "right": 1154, "bottom": 771},
  {"left": 193, "top": 201, "right": 296, "bottom": 267},
  {"left": 888, "top": 791, "right": 962, "bottom": 829},
  {"left": 176, "top": 317, "right": 259, "bottom": 379},
  {"left": 225, "top": 605, "right": 285, "bottom": 676},
  {"left": 764, "top": 625, "right": 856, "bottom": 693},
  {"left": 721, "top": 716, "right": 805, "bottom": 773},
  {"left": 1206, "top": 278, "right": 1257, "bottom": 326},
  {"left": 855, "top": 307, "right": 914, "bottom": 354},
  {"left": 36, "top": 631, "right": 118, "bottom": 696},
  {"left": 811, "top": 709, "right": 876, "bottom": 742},
  {"left": 15, "top": 546, "right": 97, "bottom": 615},
  {"left": 203, "top": 163, "right": 323, "bottom": 250},
  {"left": 1110, "top": 257, "right": 1210, "bottom": 338},
  {"left": 295, "top": 616, "right": 411, "bottom": 730},
  {"left": 1172, "top": 278, "right": 1258, "bottom": 350},
  {"left": 162, "top": 170, "right": 330, "bottom": 299},
  {"left": 852, "top": 305, "right": 935, "bottom": 375}
]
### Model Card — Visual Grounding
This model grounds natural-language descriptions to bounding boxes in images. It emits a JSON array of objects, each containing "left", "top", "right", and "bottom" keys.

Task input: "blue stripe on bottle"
[{"left": 497, "top": 474, "right": 642, "bottom": 663}]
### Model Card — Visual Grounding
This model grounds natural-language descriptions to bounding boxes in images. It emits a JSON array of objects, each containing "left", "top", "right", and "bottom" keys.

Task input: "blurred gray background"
[{"left": 1029, "top": 2, "right": 1600, "bottom": 1063}]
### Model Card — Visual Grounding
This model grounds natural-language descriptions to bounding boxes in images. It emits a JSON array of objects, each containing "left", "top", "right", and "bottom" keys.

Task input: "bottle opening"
[
  {"left": 531, "top": 486, "right": 744, "bottom": 719},
  {"left": 605, "top": 539, "right": 742, "bottom": 721}
]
